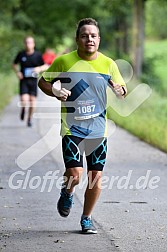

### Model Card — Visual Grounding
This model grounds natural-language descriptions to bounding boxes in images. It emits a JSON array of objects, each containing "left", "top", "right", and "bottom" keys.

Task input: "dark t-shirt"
[{"left": 14, "top": 50, "right": 44, "bottom": 79}]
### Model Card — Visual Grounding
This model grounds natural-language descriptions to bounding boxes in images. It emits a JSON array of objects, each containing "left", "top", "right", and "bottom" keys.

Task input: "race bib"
[
  {"left": 74, "top": 98, "right": 100, "bottom": 120},
  {"left": 24, "top": 67, "right": 36, "bottom": 78}
]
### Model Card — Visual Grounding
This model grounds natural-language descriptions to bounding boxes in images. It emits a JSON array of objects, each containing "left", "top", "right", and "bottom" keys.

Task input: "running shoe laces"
[
  {"left": 61, "top": 190, "right": 73, "bottom": 208},
  {"left": 80, "top": 217, "right": 97, "bottom": 234}
]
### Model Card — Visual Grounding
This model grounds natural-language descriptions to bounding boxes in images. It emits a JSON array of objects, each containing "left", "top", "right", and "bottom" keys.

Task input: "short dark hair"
[{"left": 76, "top": 18, "right": 100, "bottom": 38}]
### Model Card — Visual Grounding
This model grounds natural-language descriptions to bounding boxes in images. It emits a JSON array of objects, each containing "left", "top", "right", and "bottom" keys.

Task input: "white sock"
[
  {"left": 81, "top": 214, "right": 91, "bottom": 220},
  {"left": 64, "top": 187, "right": 73, "bottom": 196}
]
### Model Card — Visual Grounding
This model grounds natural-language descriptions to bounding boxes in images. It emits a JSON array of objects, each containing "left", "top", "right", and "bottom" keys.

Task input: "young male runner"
[
  {"left": 13, "top": 36, "right": 47, "bottom": 127},
  {"left": 38, "top": 18, "right": 127, "bottom": 234}
]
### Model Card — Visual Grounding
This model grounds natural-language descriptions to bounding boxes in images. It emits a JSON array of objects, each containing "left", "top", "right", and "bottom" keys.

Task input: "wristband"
[{"left": 122, "top": 86, "right": 126, "bottom": 96}]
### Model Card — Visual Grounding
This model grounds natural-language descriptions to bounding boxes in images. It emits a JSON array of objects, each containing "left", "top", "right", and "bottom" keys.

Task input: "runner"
[
  {"left": 38, "top": 18, "right": 127, "bottom": 234},
  {"left": 42, "top": 48, "right": 56, "bottom": 66},
  {"left": 13, "top": 36, "right": 48, "bottom": 127}
]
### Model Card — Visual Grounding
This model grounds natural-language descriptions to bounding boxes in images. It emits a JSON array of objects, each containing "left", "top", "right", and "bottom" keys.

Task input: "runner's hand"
[
  {"left": 17, "top": 71, "right": 24, "bottom": 80},
  {"left": 108, "top": 79, "right": 126, "bottom": 98},
  {"left": 52, "top": 80, "right": 71, "bottom": 101}
]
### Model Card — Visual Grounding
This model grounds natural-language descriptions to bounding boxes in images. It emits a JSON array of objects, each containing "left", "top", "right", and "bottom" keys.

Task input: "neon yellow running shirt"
[{"left": 43, "top": 50, "right": 126, "bottom": 138}]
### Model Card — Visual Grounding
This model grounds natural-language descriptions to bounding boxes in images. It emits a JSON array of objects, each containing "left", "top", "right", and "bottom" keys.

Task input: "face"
[
  {"left": 76, "top": 25, "right": 100, "bottom": 57},
  {"left": 24, "top": 37, "right": 35, "bottom": 51}
]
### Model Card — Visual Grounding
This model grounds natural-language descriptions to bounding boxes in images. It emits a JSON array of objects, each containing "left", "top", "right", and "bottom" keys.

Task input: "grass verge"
[
  {"left": 144, "top": 39, "right": 167, "bottom": 94},
  {"left": 107, "top": 89, "right": 167, "bottom": 153},
  {"left": 107, "top": 40, "right": 167, "bottom": 153},
  {"left": 0, "top": 73, "right": 18, "bottom": 115}
]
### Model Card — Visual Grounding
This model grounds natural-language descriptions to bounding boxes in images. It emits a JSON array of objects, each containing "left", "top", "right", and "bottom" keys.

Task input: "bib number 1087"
[{"left": 77, "top": 105, "right": 95, "bottom": 114}]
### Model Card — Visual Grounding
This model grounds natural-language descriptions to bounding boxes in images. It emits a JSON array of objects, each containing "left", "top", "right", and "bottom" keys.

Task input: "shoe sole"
[{"left": 81, "top": 230, "right": 97, "bottom": 234}]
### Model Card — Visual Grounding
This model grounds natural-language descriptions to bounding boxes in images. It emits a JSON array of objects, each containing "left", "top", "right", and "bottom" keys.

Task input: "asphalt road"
[{"left": 0, "top": 91, "right": 167, "bottom": 252}]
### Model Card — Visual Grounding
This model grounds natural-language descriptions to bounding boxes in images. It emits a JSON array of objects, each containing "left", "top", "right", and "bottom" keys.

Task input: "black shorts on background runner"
[
  {"left": 62, "top": 135, "right": 107, "bottom": 171},
  {"left": 20, "top": 79, "right": 38, "bottom": 96}
]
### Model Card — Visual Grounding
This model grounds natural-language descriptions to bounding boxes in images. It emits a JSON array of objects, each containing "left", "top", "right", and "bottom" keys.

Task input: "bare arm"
[
  {"left": 38, "top": 76, "right": 55, "bottom": 97},
  {"left": 34, "top": 64, "right": 49, "bottom": 73},
  {"left": 38, "top": 77, "right": 71, "bottom": 101},
  {"left": 12, "top": 63, "right": 23, "bottom": 80}
]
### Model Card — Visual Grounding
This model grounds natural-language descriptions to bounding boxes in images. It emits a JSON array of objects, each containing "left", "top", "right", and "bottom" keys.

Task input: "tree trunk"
[
  {"left": 114, "top": 17, "right": 129, "bottom": 58},
  {"left": 132, "top": 0, "right": 145, "bottom": 78}
]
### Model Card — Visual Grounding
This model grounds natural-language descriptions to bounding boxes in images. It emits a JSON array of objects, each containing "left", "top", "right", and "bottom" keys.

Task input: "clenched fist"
[
  {"left": 52, "top": 80, "right": 71, "bottom": 101},
  {"left": 108, "top": 79, "right": 127, "bottom": 98}
]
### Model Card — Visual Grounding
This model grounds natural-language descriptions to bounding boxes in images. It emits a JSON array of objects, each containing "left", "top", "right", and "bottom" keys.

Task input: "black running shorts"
[
  {"left": 20, "top": 78, "right": 38, "bottom": 96},
  {"left": 62, "top": 135, "right": 107, "bottom": 171}
]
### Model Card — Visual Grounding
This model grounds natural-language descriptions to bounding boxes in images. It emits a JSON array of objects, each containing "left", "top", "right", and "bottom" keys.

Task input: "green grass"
[
  {"left": 108, "top": 90, "right": 167, "bottom": 152},
  {"left": 108, "top": 39, "right": 167, "bottom": 153},
  {"left": 0, "top": 73, "right": 18, "bottom": 115},
  {"left": 144, "top": 39, "right": 167, "bottom": 94}
]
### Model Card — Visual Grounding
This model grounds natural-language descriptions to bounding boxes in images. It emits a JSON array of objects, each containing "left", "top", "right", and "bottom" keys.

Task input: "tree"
[
  {"left": 131, "top": 0, "right": 146, "bottom": 78},
  {"left": 99, "top": 0, "right": 132, "bottom": 59},
  {"left": 0, "top": 0, "right": 25, "bottom": 71},
  {"left": 146, "top": 0, "right": 167, "bottom": 39}
]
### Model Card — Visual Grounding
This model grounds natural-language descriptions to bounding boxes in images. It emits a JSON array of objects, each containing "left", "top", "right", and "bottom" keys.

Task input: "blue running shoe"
[
  {"left": 57, "top": 188, "right": 73, "bottom": 217},
  {"left": 80, "top": 217, "right": 97, "bottom": 234}
]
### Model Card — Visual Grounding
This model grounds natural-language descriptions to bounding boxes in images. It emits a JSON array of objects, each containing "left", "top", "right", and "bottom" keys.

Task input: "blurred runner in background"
[
  {"left": 42, "top": 48, "right": 56, "bottom": 66},
  {"left": 12, "top": 36, "right": 48, "bottom": 127}
]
